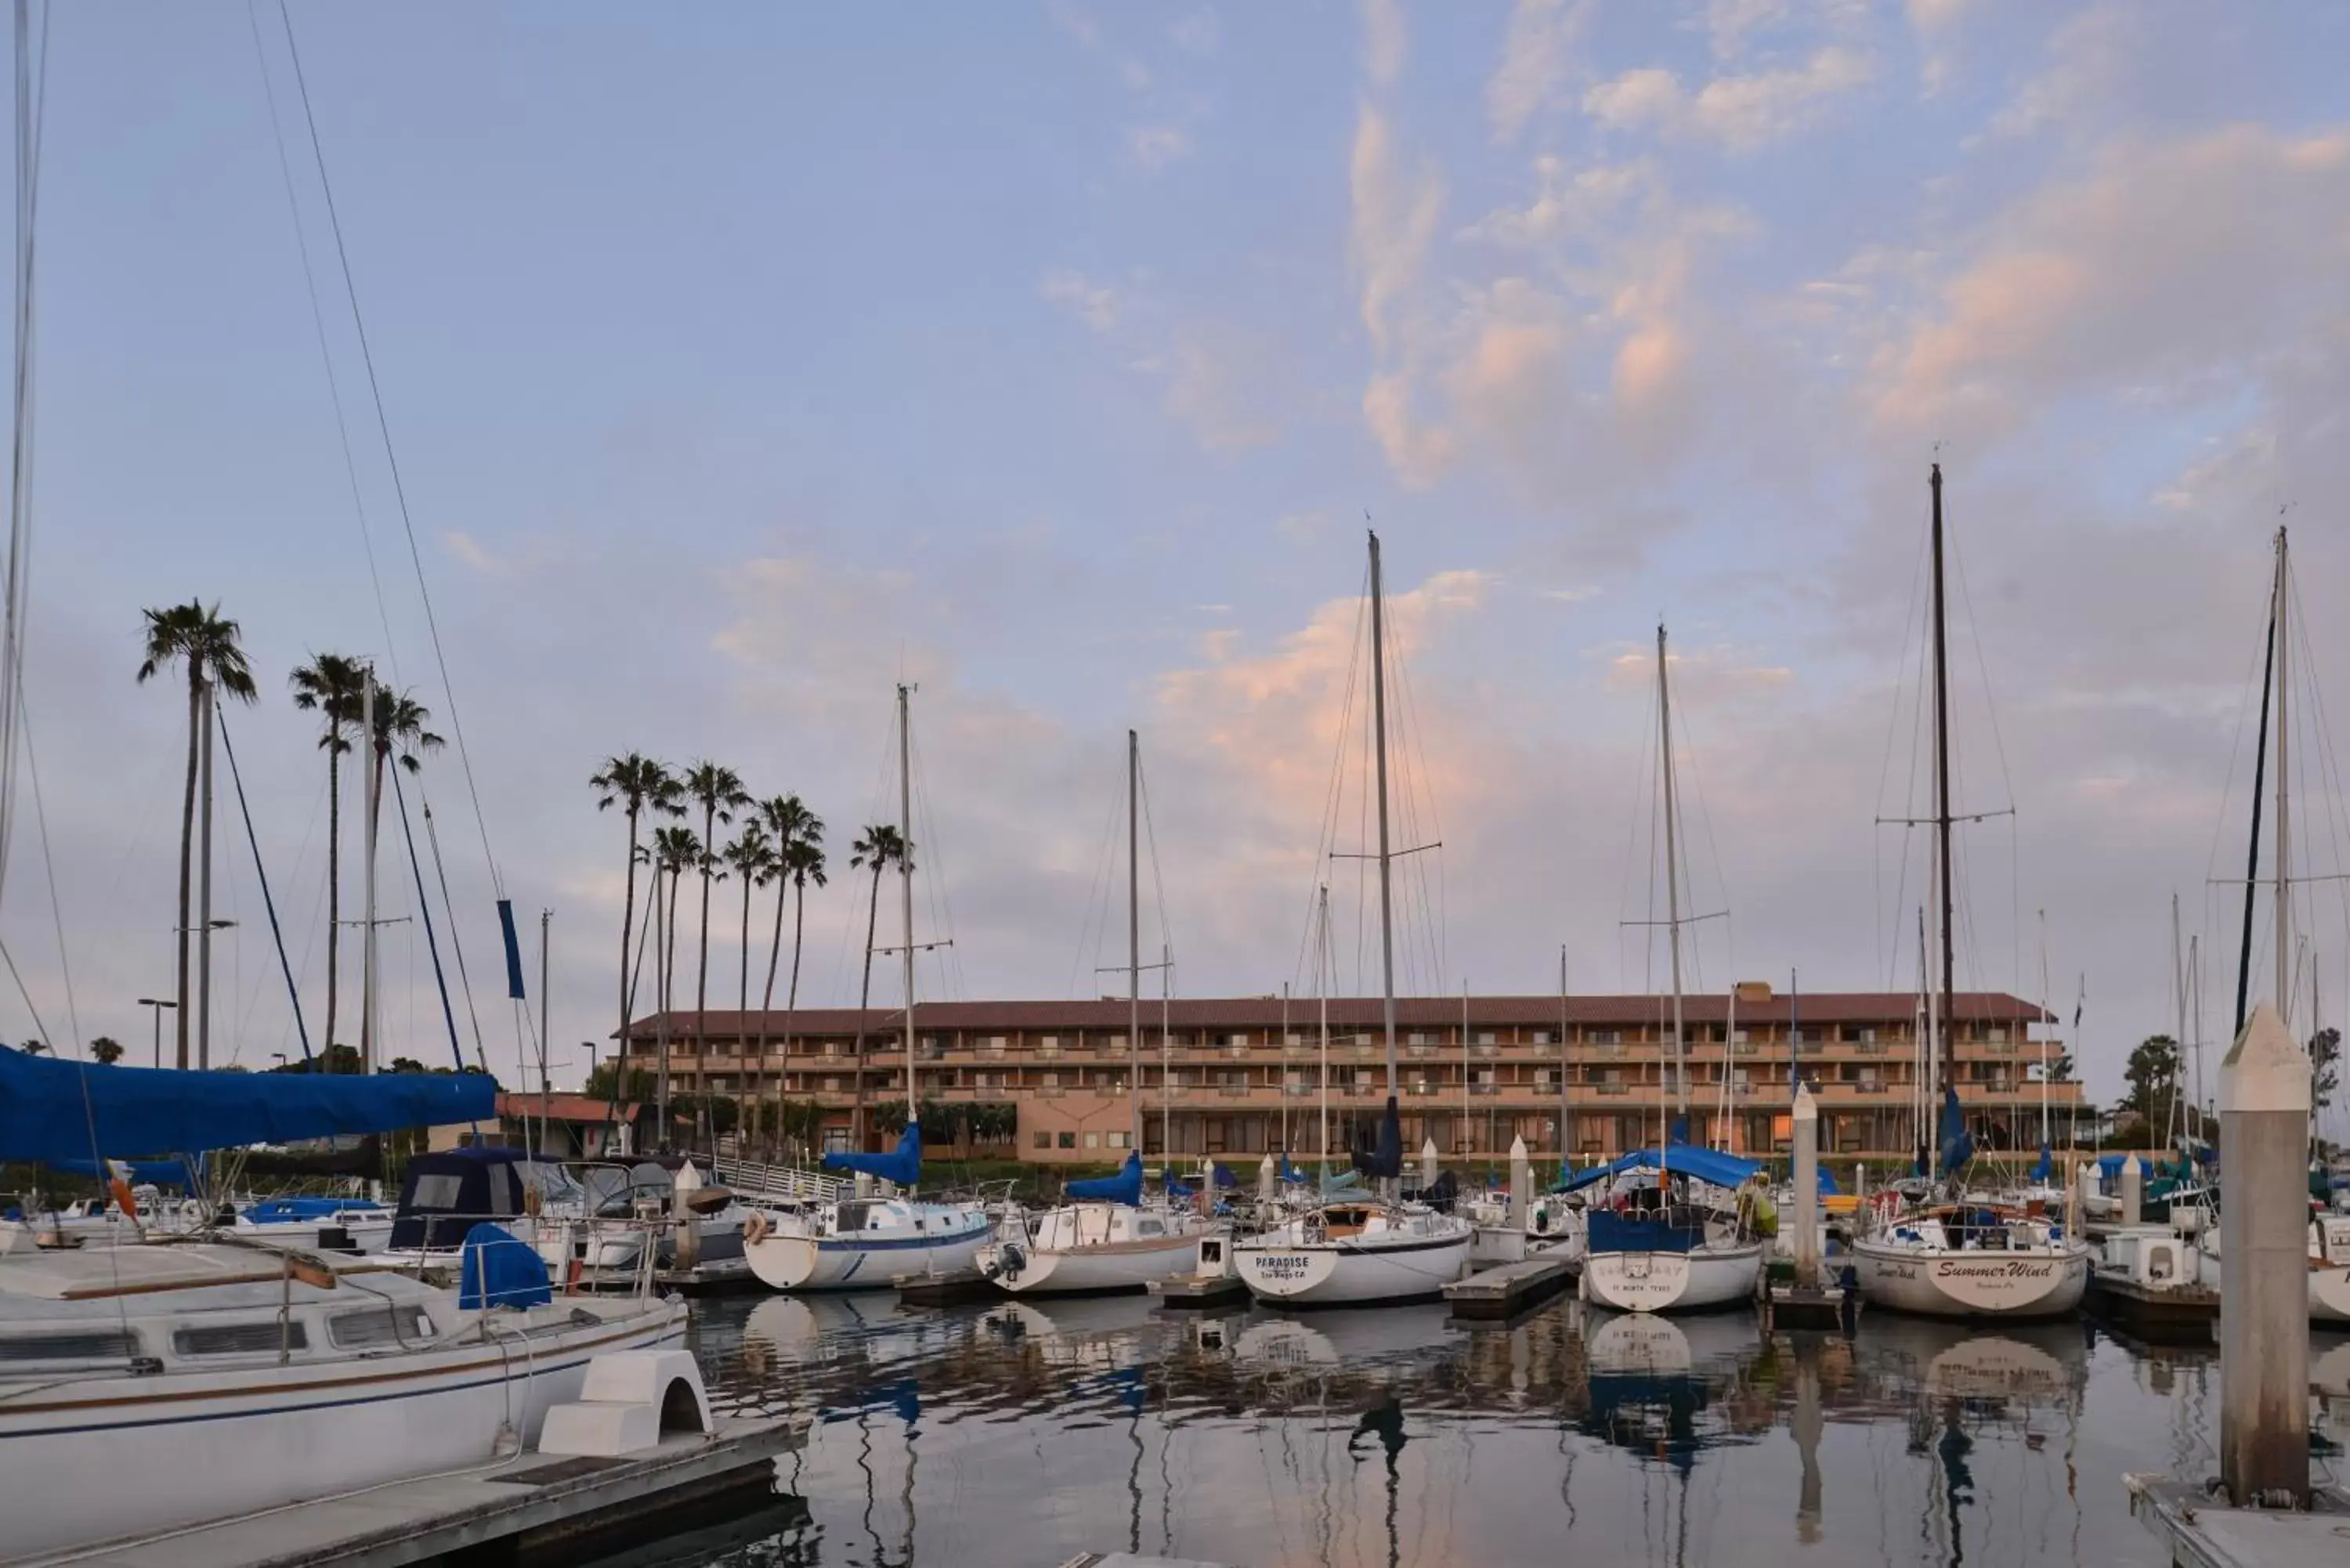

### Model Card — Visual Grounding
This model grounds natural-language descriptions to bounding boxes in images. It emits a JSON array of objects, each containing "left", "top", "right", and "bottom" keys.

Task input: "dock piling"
[
  {"left": 2120, "top": 1153, "right": 2143, "bottom": 1227},
  {"left": 1507, "top": 1136, "right": 1528, "bottom": 1230},
  {"left": 1792, "top": 1084, "right": 1820, "bottom": 1289},
  {"left": 2218, "top": 1002, "right": 2310, "bottom": 1506}
]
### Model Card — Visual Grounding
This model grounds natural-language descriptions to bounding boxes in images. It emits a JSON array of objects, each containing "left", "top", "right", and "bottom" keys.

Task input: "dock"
[
  {"left": 2085, "top": 1273, "right": 2219, "bottom": 1344},
  {"left": 2126, "top": 1474, "right": 2350, "bottom": 1568},
  {"left": 1443, "top": 1255, "right": 1574, "bottom": 1321},
  {"left": 1765, "top": 1281, "right": 1849, "bottom": 1330},
  {"left": 1150, "top": 1273, "right": 1249, "bottom": 1309},
  {"left": 896, "top": 1266, "right": 1000, "bottom": 1306},
  {"left": 51, "top": 1416, "right": 801, "bottom": 1568}
]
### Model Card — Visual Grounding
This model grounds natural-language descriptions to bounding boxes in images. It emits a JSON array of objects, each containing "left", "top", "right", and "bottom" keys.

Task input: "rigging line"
[
  {"left": 0, "top": 0, "right": 45, "bottom": 911},
  {"left": 1139, "top": 751, "right": 1175, "bottom": 988},
  {"left": 1391, "top": 629, "right": 1447, "bottom": 997},
  {"left": 215, "top": 709, "right": 313, "bottom": 1060},
  {"left": 276, "top": 2, "right": 502, "bottom": 894},
  {"left": 1294, "top": 580, "right": 1368, "bottom": 994},
  {"left": 1065, "top": 744, "right": 1121, "bottom": 999},
  {"left": 20, "top": 702, "right": 73, "bottom": 1053},
  {"left": 0, "top": 933, "right": 52, "bottom": 1054},
  {"left": 1873, "top": 500, "right": 1934, "bottom": 985},
  {"left": 387, "top": 758, "right": 467, "bottom": 1072},
  {"left": 244, "top": 0, "right": 400, "bottom": 691},
  {"left": 419, "top": 799, "right": 489, "bottom": 1071}
]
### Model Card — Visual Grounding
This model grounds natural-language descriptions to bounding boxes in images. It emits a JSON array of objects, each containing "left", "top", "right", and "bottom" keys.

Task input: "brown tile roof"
[
  {"left": 494, "top": 1092, "right": 638, "bottom": 1122},
  {"left": 618, "top": 990, "right": 2049, "bottom": 1039}
]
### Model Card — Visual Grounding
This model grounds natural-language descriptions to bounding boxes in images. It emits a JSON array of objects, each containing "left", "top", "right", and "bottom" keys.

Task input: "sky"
[{"left": 6, "top": 2, "right": 2350, "bottom": 1124}]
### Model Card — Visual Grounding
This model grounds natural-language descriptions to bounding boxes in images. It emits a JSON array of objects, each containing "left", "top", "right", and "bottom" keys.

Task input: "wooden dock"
[
  {"left": 2086, "top": 1273, "right": 2219, "bottom": 1344},
  {"left": 1766, "top": 1282, "right": 1849, "bottom": 1330},
  {"left": 2126, "top": 1473, "right": 2350, "bottom": 1568},
  {"left": 1150, "top": 1273, "right": 1250, "bottom": 1309},
  {"left": 50, "top": 1416, "right": 801, "bottom": 1568},
  {"left": 1443, "top": 1255, "right": 1574, "bottom": 1321},
  {"left": 896, "top": 1266, "right": 1001, "bottom": 1306}
]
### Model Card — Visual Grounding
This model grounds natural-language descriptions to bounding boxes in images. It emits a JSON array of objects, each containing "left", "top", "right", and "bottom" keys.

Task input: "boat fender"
[{"left": 743, "top": 1211, "right": 771, "bottom": 1245}]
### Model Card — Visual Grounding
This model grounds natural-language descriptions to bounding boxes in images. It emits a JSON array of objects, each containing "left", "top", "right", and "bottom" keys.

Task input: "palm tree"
[
  {"left": 290, "top": 653, "right": 367, "bottom": 1059},
  {"left": 136, "top": 601, "right": 258, "bottom": 1068},
  {"left": 358, "top": 683, "right": 443, "bottom": 1071},
  {"left": 756, "top": 796, "right": 826, "bottom": 1157},
  {"left": 721, "top": 820, "right": 779, "bottom": 1148},
  {"left": 848, "top": 823, "right": 910, "bottom": 1149},
  {"left": 591, "top": 754, "right": 684, "bottom": 1090},
  {"left": 89, "top": 1037, "right": 123, "bottom": 1065},
  {"left": 681, "top": 763, "right": 750, "bottom": 1140},
  {"left": 651, "top": 823, "right": 703, "bottom": 1138}
]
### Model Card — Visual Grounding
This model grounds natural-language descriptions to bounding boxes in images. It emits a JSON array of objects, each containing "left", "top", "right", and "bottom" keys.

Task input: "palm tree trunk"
[
  {"left": 324, "top": 740, "right": 341, "bottom": 1059},
  {"left": 854, "top": 864, "right": 882, "bottom": 1149},
  {"left": 758, "top": 872, "right": 787, "bottom": 1159},
  {"left": 737, "top": 872, "right": 753, "bottom": 1155},
  {"left": 616, "top": 804, "right": 641, "bottom": 1097},
  {"left": 360, "top": 745, "right": 385, "bottom": 1071},
  {"left": 664, "top": 865, "right": 683, "bottom": 1146},
  {"left": 696, "top": 804, "right": 715, "bottom": 1150},
  {"left": 175, "top": 672, "right": 201, "bottom": 1069}
]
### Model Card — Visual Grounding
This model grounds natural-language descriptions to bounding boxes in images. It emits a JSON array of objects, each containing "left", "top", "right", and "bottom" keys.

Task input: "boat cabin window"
[
  {"left": 329, "top": 1307, "right": 438, "bottom": 1349},
  {"left": 410, "top": 1173, "right": 465, "bottom": 1212},
  {"left": 1136, "top": 1219, "right": 1163, "bottom": 1237},
  {"left": 834, "top": 1201, "right": 871, "bottom": 1232},
  {"left": 0, "top": 1328, "right": 140, "bottom": 1363},
  {"left": 175, "top": 1321, "right": 308, "bottom": 1357}
]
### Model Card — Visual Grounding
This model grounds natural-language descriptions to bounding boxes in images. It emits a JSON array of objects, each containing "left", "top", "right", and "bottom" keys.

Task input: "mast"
[
  {"left": 2172, "top": 893, "right": 2187, "bottom": 1151},
  {"left": 361, "top": 677, "right": 378, "bottom": 1076},
  {"left": 2233, "top": 544, "right": 2278, "bottom": 1034},
  {"left": 1929, "top": 463, "right": 1956, "bottom": 1181},
  {"left": 1557, "top": 946, "right": 1569, "bottom": 1168},
  {"left": 2037, "top": 908, "right": 2051, "bottom": 1152},
  {"left": 1128, "top": 728, "right": 1141, "bottom": 1157},
  {"left": 1915, "top": 907, "right": 1929, "bottom": 1169},
  {"left": 1318, "top": 885, "right": 1332, "bottom": 1166},
  {"left": 2274, "top": 528, "right": 2291, "bottom": 1028},
  {"left": 1280, "top": 982, "right": 1289, "bottom": 1158},
  {"left": 1160, "top": 942, "right": 1172, "bottom": 1168},
  {"left": 198, "top": 680, "right": 215, "bottom": 1070},
  {"left": 898, "top": 683, "right": 916, "bottom": 1162},
  {"left": 1460, "top": 981, "right": 1470, "bottom": 1161},
  {"left": 1368, "top": 530, "right": 1399, "bottom": 1107},
  {"left": 1658, "top": 624, "right": 1687, "bottom": 1145}
]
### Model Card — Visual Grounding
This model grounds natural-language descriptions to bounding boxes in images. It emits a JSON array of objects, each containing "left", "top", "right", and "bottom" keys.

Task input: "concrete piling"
[
  {"left": 1258, "top": 1152, "right": 1276, "bottom": 1204},
  {"left": 1420, "top": 1137, "right": 1440, "bottom": 1194},
  {"left": 1792, "top": 1084, "right": 1820, "bottom": 1289},
  {"left": 1508, "top": 1136, "right": 1529, "bottom": 1230},
  {"left": 2120, "top": 1153, "right": 2143, "bottom": 1227},
  {"left": 2218, "top": 1003, "right": 2309, "bottom": 1506}
]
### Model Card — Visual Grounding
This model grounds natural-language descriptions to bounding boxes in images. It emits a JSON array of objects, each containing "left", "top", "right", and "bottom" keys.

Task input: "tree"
[
  {"left": 681, "top": 763, "right": 750, "bottom": 1147},
  {"left": 20, "top": 1039, "right": 45, "bottom": 1056},
  {"left": 2122, "top": 1035, "right": 2183, "bottom": 1143},
  {"left": 590, "top": 754, "right": 684, "bottom": 1108},
  {"left": 2046, "top": 1048, "right": 2075, "bottom": 1083},
  {"left": 2312, "top": 1026, "right": 2341, "bottom": 1115},
  {"left": 88, "top": 1037, "right": 124, "bottom": 1065},
  {"left": 651, "top": 823, "right": 703, "bottom": 1143},
  {"left": 721, "top": 820, "right": 779, "bottom": 1147},
  {"left": 136, "top": 601, "right": 258, "bottom": 1068},
  {"left": 357, "top": 683, "right": 443, "bottom": 1071},
  {"left": 848, "top": 823, "right": 910, "bottom": 1150},
  {"left": 756, "top": 795, "right": 826, "bottom": 1157},
  {"left": 290, "top": 652, "right": 367, "bottom": 1066}
]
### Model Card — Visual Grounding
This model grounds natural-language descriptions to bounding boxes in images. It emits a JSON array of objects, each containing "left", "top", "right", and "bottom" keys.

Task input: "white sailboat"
[
  {"left": 979, "top": 733, "right": 1198, "bottom": 1295},
  {"left": 1235, "top": 531, "right": 1473, "bottom": 1307},
  {"left": 743, "top": 685, "right": 990, "bottom": 1292},
  {"left": 1578, "top": 625, "right": 1764, "bottom": 1315},
  {"left": 1849, "top": 465, "right": 2089, "bottom": 1320}
]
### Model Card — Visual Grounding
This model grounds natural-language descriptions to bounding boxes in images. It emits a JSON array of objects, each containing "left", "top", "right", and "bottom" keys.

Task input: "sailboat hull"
[
  {"left": 1850, "top": 1237, "right": 2089, "bottom": 1318},
  {"left": 978, "top": 1232, "right": 1198, "bottom": 1295},
  {"left": 1581, "top": 1240, "right": 1760, "bottom": 1313},
  {"left": 745, "top": 1212, "right": 990, "bottom": 1292},
  {"left": 1235, "top": 1230, "right": 1471, "bottom": 1307}
]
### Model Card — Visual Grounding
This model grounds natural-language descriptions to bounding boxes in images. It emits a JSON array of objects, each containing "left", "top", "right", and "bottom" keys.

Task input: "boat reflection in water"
[{"left": 671, "top": 1290, "right": 2186, "bottom": 1568}]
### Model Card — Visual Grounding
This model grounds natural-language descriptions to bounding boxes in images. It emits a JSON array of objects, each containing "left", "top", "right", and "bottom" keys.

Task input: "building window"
[
  {"left": 1083, "top": 1133, "right": 1100, "bottom": 1149},
  {"left": 1058, "top": 1132, "right": 1076, "bottom": 1149},
  {"left": 1108, "top": 1131, "right": 1129, "bottom": 1149},
  {"left": 1033, "top": 1131, "right": 1051, "bottom": 1150},
  {"left": 1408, "top": 1031, "right": 1430, "bottom": 1046},
  {"left": 1531, "top": 1029, "right": 1553, "bottom": 1045},
  {"left": 1040, "top": 1072, "right": 1060, "bottom": 1089},
  {"left": 822, "top": 1077, "right": 840, "bottom": 1093},
  {"left": 1476, "top": 1031, "right": 1497, "bottom": 1046}
]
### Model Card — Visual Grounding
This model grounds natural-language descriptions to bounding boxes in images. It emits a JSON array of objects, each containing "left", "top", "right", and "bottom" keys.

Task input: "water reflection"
[{"left": 662, "top": 1291, "right": 2210, "bottom": 1568}]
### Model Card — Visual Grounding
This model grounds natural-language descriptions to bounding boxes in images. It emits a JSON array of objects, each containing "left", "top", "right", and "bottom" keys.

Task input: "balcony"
[
  {"left": 1470, "top": 1083, "right": 1500, "bottom": 1097},
  {"left": 1594, "top": 1084, "right": 1631, "bottom": 1097},
  {"left": 1470, "top": 1042, "right": 1501, "bottom": 1059}
]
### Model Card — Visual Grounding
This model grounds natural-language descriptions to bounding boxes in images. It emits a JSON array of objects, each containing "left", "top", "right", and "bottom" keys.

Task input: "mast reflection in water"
[{"left": 616, "top": 1290, "right": 2272, "bottom": 1568}]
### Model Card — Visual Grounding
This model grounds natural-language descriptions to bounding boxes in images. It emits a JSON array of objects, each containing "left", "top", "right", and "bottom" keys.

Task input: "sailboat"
[
  {"left": 1576, "top": 626, "right": 1766, "bottom": 1314},
  {"left": 1849, "top": 465, "right": 2089, "bottom": 1319},
  {"left": 743, "top": 685, "right": 990, "bottom": 1291},
  {"left": 2189, "top": 527, "right": 2350, "bottom": 1323},
  {"left": 1234, "top": 532, "right": 1473, "bottom": 1307},
  {"left": 978, "top": 731, "right": 1200, "bottom": 1295}
]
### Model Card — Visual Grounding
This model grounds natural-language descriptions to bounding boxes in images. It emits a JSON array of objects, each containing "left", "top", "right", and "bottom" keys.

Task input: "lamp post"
[{"left": 136, "top": 998, "right": 179, "bottom": 1070}]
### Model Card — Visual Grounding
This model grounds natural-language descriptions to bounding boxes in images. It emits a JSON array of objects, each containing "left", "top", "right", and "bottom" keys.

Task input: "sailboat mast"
[
  {"left": 1318, "top": 885, "right": 1332, "bottom": 1165},
  {"left": 1129, "top": 728, "right": 1141, "bottom": 1156},
  {"left": 898, "top": 684, "right": 916, "bottom": 1151},
  {"left": 1557, "top": 946, "right": 1569, "bottom": 1167},
  {"left": 1368, "top": 531, "right": 1398, "bottom": 1102},
  {"left": 2234, "top": 549, "right": 2278, "bottom": 1035},
  {"left": 2172, "top": 892, "right": 2187, "bottom": 1149},
  {"left": 1658, "top": 624, "right": 1687, "bottom": 1134},
  {"left": 1929, "top": 463, "right": 1956, "bottom": 1180},
  {"left": 2037, "top": 908, "right": 2051, "bottom": 1152},
  {"left": 2275, "top": 528, "right": 2291, "bottom": 1026}
]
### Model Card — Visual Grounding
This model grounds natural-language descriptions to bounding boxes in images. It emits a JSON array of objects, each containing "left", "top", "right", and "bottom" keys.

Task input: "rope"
[
  {"left": 216, "top": 710, "right": 312, "bottom": 1060},
  {"left": 387, "top": 761, "right": 466, "bottom": 1075}
]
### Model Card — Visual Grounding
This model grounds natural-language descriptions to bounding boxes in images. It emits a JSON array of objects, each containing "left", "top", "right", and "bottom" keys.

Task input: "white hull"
[
  {"left": 745, "top": 1216, "right": 990, "bottom": 1291},
  {"left": 1851, "top": 1238, "right": 2089, "bottom": 1319},
  {"left": 2194, "top": 1245, "right": 2350, "bottom": 1324},
  {"left": 978, "top": 1232, "right": 1198, "bottom": 1295},
  {"left": 1581, "top": 1241, "right": 1760, "bottom": 1313},
  {"left": 1235, "top": 1230, "right": 1471, "bottom": 1306},
  {"left": 0, "top": 1303, "right": 683, "bottom": 1561}
]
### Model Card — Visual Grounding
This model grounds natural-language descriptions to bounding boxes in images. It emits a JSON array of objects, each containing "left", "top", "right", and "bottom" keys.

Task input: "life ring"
[{"left": 743, "top": 1210, "right": 770, "bottom": 1245}]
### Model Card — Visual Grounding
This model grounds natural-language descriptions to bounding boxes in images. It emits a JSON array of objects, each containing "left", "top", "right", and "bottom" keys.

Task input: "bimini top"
[
  {"left": 0, "top": 1046, "right": 493, "bottom": 1166},
  {"left": 391, "top": 1145, "right": 534, "bottom": 1252},
  {"left": 1554, "top": 1143, "right": 1761, "bottom": 1195},
  {"left": 822, "top": 1122, "right": 921, "bottom": 1187}
]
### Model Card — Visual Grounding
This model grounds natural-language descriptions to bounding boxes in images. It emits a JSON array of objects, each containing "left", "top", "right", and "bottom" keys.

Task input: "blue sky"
[{"left": 9, "top": 2, "right": 2350, "bottom": 1122}]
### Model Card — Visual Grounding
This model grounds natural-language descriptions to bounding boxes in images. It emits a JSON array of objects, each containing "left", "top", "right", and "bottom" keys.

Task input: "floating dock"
[
  {"left": 52, "top": 1415, "right": 801, "bottom": 1568},
  {"left": 896, "top": 1266, "right": 1001, "bottom": 1306},
  {"left": 1443, "top": 1255, "right": 1574, "bottom": 1321},
  {"left": 2126, "top": 1473, "right": 2350, "bottom": 1568},
  {"left": 1151, "top": 1273, "right": 1249, "bottom": 1309},
  {"left": 2085, "top": 1274, "right": 2219, "bottom": 1344},
  {"left": 1766, "top": 1282, "right": 1849, "bottom": 1330},
  {"left": 1056, "top": 1555, "right": 1233, "bottom": 1568}
]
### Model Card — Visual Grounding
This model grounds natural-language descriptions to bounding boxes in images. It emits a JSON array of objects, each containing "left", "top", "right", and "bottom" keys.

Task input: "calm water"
[{"left": 595, "top": 1293, "right": 2350, "bottom": 1568}]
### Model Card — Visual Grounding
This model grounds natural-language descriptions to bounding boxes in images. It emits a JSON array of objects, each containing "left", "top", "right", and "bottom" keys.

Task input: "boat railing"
[{"left": 712, "top": 1154, "right": 848, "bottom": 1206}]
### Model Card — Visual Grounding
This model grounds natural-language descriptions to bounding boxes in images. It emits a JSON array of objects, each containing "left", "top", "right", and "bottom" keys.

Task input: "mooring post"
[
  {"left": 1508, "top": 1135, "right": 1529, "bottom": 1230},
  {"left": 1792, "top": 1084, "right": 1820, "bottom": 1290},
  {"left": 2120, "top": 1152, "right": 2143, "bottom": 1227},
  {"left": 2218, "top": 1002, "right": 2309, "bottom": 1505},
  {"left": 1420, "top": 1136, "right": 1440, "bottom": 1194},
  {"left": 1258, "top": 1152, "right": 1276, "bottom": 1205}
]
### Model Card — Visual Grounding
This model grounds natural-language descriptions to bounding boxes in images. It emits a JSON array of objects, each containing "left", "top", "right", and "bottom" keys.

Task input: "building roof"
[
  {"left": 620, "top": 990, "right": 2051, "bottom": 1039},
  {"left": 494, "top": 1092, "right": 638, "bottom": 1122}
]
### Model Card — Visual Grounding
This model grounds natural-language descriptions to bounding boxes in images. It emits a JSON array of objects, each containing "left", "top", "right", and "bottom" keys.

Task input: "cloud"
[
  {"left": 1150, "top": 334, "right": 1279, "bottom": 451},
  {"left": 441, "top": 529, "right": 557, "bottom": 579},
  {"left": 1275, "top": 510, "right": 1331, "bottom": 543},
  {"left": 1583, "top": 45, "right": 1874, "bottom": 152},
  {"left": 1169, "top": 8, "right": 1219, "bottom": 56},
  {"left": 1045, "top": 0, "right": 1098, "bottom": 48},
  {"left": 1361, "top": 0, "right": 1406, "bottom": 86},
  {"left": 1126, "top": 123, "right": 1194, "bottom": 171},
  {"left": 1603, "top": 641, "right": 1795, "bottom": 702},
  {"left": 1488, "top": 0, "right": 1590, "bottom": 144},
  {"left": 1040, "top": 268, "right": 1120, "bottom": 333},
  {"left": 1987, "top": 3, "right": 2134, "bottom": 140},
  {"left": 1540, "top": 584, "right": 1600, "bottom": 603},
  {"left": 1350, "top": 107, "right": 1444, "bottom": 359}
]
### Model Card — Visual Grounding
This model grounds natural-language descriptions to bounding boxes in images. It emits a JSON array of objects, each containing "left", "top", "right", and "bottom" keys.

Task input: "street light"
[{"left": 136, "top": 998, "right": 178, "bottom": 1070}]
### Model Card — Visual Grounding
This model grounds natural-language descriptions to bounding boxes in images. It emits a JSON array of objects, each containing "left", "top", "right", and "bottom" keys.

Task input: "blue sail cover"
[
  {"left": 0, "top": 1047, "right": 492, "bottom": 1165},
  {"left": 1351, "top": 1097, "right": 1403, "bottom": 1180},
  {"left": 1555, "top": 1143, "right": 1762, "bottom": 1194},
  {"left": 46, "top": 1154, "right": 201, "bottom": 1187},
  {"left": 1067, "top": 1151, "right": 1142, "bottom": 1204},
  {"left": 1937, "top": 1084, "right": 1975, "bottom": 1174},
  {"left": 822, "top": 1122, "right": 922, "bottom": 1185},
  {"left": 1813, "top": 1162, "right": 1841, "bottom": 1196},
  {"left": 2030, "top": 1143, "right": 2053, "bottom": 1183}
]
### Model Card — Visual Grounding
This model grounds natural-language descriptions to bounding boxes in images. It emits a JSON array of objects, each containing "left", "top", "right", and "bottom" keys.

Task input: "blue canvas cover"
[
  {"left": 0, "top": 1046, "right": 491, "bottom": 1165},
  {"left": 1813, "top": 1162, "right": 1841, "bottom": 1195},
  {"left": 2030, "top": 1144, "right": 2053, "bottom": 1183},
  {"left": 1351, "top": 1097, "right": 1403, "bottom": 1180},
  {"left": 1555, "top": 1143, "right": 1761, "bottom": 1194},
  {"left": 1067, "top": 1151, "right": 1142, "bottom": 1204},
  {"left": 1937, "top": 1084, "right": 1975, "bottom": 1173},
  {"left": 391, "top": 1146, "right": 533, "bottom": 1251},
  {"left": 822, "top": 1122, "right": 922, "bottom": 1186},
  {"left": 458, "top": 1221, "right": 551, "bottom": 1310},
  {"left": 46, "top": 1154, "right": 200, "bottom": 1187},
  {"left": 1586, "top": 1209, "right": 1701, "bottom": 1255}
]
